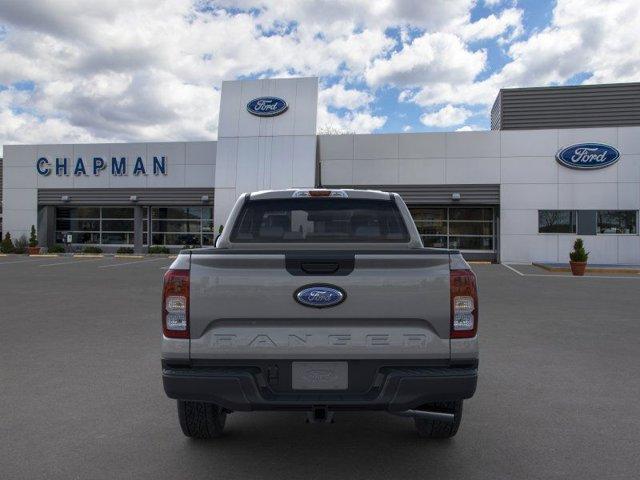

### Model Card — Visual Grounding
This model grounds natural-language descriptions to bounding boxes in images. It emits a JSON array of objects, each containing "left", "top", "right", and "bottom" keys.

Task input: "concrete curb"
[{"left": 533, "top": 262, "right": 640, "bottom": 275}]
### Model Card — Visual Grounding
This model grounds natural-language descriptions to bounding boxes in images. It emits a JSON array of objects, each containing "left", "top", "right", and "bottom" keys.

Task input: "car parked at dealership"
[{"left": 161, "top": 189, "right": 479, "bottom": 439}]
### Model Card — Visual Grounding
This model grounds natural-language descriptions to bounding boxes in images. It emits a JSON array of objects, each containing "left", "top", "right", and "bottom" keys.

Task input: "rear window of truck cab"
[{"left": 230, "top": 198, "right": 410, "bottom": 243}]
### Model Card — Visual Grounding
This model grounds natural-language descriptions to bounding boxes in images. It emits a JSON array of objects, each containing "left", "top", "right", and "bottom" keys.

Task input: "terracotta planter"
[
  {"left": 570, "top": 261, "right": 587, "bottom": 276},
  {"left": 27, "top": 246, "right": 41, "bottom": 255}
]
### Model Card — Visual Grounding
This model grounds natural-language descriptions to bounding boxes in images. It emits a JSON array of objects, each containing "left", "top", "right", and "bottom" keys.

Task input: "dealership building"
[{"left": 1, "top": 78, "right": 639, "bottom": 264}]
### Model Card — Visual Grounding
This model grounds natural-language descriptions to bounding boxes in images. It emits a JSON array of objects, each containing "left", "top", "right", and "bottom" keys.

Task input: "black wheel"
[
  {"left": 177, "top": 400, "right": 227, "bottom": 439},
  {"left": 414, "top": 401, "right": 463, "bottom": 439}
]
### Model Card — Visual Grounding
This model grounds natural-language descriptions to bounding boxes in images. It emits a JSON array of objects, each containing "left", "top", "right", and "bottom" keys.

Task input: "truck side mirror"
[{"left": 214, "top": 234, "right": 221, "bottom": 248}]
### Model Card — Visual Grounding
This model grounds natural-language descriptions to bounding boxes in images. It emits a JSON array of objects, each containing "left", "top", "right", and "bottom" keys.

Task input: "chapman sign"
[
  {"left": 246, "top": 97, "right": 288, "bottom": 117},
  {"left": 36, "top": 156, "right": 168, "bottom": 177},
  {"left": 556, "top": 143, "right": 620, "bottom": 170}
]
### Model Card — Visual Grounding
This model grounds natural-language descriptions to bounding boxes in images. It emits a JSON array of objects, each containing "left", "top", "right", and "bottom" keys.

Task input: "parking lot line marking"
[
  {"left": 502, "top": 263, "right": 525, "bottom": 276},
  {"left": 39, "top": 258, "right": 106, "bottom": 267},
  {"left": 0, "top": 257, "right": 54, "bottom": 266},
  {"left": 98, "top": 257, "right": 167, "bottom": 269}
]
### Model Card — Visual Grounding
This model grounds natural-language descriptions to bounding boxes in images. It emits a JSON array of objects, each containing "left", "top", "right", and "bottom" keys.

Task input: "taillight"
[
  {"left": 450, "top": 258, "right": 478, "bottom": 339},
  {"left": 163, "top": 269, "right": 189, "bottom": 339}
]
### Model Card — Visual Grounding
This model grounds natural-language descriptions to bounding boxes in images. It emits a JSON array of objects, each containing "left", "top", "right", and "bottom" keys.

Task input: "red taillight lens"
[
  {"left": 450, "top": 268, "right": 478, "bottom": 339},
  {"left": 162, "top": 269, "right": 189, "bottom": 339}
]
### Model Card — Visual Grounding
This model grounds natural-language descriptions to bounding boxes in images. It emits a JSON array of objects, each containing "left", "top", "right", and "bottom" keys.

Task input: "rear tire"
[
  {"left": 177, "top": 400, "right": 227, "bottom": 439},
  {"left": 414, "top": 401, "right": 463, "bottom": 439}
]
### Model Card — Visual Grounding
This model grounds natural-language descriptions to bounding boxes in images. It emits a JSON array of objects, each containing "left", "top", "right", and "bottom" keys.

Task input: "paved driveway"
[{"left": 1, "top": 256, "right": 638, "bottom": 479}]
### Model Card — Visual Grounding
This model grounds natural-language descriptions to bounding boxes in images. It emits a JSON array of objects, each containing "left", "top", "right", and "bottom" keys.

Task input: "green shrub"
[
  {"left": 13, "top": 235, "right": 29, "bottom": 254},
  {"left": 82, "top": 246, "right": 103, "bottom": 254},
  {"left": 148, "top": 245, "right": 170, "bottom": 254},
  {"left": 48, "top": 244, "right": 66, "bottom": 253},
  {"left": 569, "top": 238, "right": 589, "bottom": 262},
  {"left": 29, "top": 225, "right": 38, "bottom": 247},
  {"left": 116, "top": 247, "right": 135, "bottom": 254},
  {"left": 1, "top": 233, "right": 14, "bottom": 253}
]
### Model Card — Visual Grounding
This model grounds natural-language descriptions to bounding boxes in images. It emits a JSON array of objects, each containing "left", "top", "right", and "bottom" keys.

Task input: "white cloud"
[
  {"left": 319, "top": 84, "right": 373, "bottom": 110},
  {"left": 405, "top": 0, "right": 640, "bottom": 109},
  {"left": 366, "top": 32, "right": 486, "bottom": 87},
  {"left": 0, "top": 0, "right": 639, "bottom": 150},
  {"left": 456, "top": 124, "right": 484, "bottom": 131},
  {"left": 458, "top": 7, "right": 523, "bottom": 42},
  {"left": 0, "top": 0, "right": 476, "bottom": 149},
  {"left": 317, "top": 104, "right": 386, "bottom": 134},
  {"left": 420, "top": 105, "right": 472, "bottom": 127},
  {"left": 317, "top": 82, "right": 384, "bottom": 133},
  {"left": 402, "top": 125, "right": 412, "bottom": 132}
]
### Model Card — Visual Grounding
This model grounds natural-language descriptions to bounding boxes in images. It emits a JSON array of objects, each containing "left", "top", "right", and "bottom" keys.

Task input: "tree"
[
  {"left": 569, "top": 238, "right": 589, "bottom": 262},
  {"left": 29, "top": 225, "right": 38, "bottom": 247},
  {"left": 1, "top": 232, "right": 15, "bottom": 253}
]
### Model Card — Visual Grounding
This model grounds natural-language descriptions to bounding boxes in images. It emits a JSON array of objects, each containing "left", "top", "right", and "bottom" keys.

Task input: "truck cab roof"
[{"left": 248, "top": 188, "right": 393, "bottom": 201}]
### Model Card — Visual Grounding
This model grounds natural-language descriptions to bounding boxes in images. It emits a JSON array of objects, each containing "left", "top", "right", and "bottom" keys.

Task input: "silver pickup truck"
[{"left": 162, "top": 189, "right": 478, "bottom": 439}]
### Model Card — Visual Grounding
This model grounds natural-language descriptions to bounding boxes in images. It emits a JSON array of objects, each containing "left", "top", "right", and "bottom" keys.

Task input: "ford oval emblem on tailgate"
[{"left": 295, "top": 285, "right": 345, "bottom": 308}]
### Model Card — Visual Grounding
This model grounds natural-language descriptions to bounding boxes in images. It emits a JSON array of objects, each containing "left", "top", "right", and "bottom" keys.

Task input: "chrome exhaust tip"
[{"left": 390, "top": 409, "right": 455, "bottom": 423}]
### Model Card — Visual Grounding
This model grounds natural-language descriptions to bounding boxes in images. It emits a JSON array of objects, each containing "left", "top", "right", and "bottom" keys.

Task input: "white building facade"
[{"left": 2, "top": 77, "right": 639, "bottom": 264}]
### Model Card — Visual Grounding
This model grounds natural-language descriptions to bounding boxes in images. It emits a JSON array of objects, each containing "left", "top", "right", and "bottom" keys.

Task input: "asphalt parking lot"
[{"left": 1, "top": 256, "right": 639, "bottom": 479}]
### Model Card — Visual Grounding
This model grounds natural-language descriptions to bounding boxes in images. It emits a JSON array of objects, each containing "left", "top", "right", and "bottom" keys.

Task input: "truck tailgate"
[{"left": 189, "top": 251, "right": 451, "bottom": 360}]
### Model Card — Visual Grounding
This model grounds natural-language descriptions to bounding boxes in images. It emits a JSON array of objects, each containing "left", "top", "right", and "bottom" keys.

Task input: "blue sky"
[{"left": 0, "top": 0, "right": 638, "bottom": 150}]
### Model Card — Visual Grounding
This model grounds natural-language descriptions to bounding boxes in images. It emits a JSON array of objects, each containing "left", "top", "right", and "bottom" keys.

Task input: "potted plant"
[
  {"left": 28, "top": 225, "right": 41, "bottom": 255},
  {"left": 569, "top": 238, "right": 589, "bottom": 276}
]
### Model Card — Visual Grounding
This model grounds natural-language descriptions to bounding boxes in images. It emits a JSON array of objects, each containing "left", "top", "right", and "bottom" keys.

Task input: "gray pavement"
[{"left": 1, "top": 256, "right": 639, "bottom": 479}]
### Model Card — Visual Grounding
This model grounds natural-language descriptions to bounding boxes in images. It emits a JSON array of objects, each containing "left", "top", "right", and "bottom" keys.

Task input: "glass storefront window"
[
  {"left": 102, "top": 207, "right": 135, "bottom": 219},
  {"left": 538, "top": 210, "right": 576, "bottom": 233},
  {"left": 56, "top": 219, "right": 100, "bottom": 231},
  {"left": 152, "top": 207, "right": 203, "bottom": 220},
  {"left": 421, "top": 236, "right": 448, "bottom": 248},
  {"left": 597, "top": 211, "right": 638, "bottom": 234},
  {"left": 414, "top": 221, "right": 447, "bottom": 235},
  {"left": 55, "top": 206, "right": 138, "bottom": 245},
  {"left": 449, "top": 208, "right": 493, "bottom": 221},
  {"left": 411, "top": 208, "right": 446, "bottom": 222},
  {"left": 56, "top": 207, "right": 100, "bottom": 219},
  {"left": 101, "top": 232, "right": 134, "bottom": 244},
  {"left": 448, "top": 222, "right": 493, "bottom": 236},
  {"left": 449, "top": 236, "right": 493, "bottom": 250},
  {"left": 409, "top": 206, "right": 495, "bottom": 251},
  {"left": 150, "top": 206, "right": 214, "bottom": 246},
  {"left": 55, "top": 231, "right": 100, "bottom": 244}
]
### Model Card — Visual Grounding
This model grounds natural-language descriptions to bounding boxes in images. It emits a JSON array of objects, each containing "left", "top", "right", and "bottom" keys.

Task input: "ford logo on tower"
[
  {"left": 556, "top": 143, "right": 620, "bottom": 170},
  {"left": 247, "top": 96, "right": 288, "bottom": 117},
  {"left": 295, "top": 285, "right": 345, "bottom": 308}
]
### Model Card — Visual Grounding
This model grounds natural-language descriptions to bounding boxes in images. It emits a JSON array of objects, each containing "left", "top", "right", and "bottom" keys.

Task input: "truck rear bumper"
[{"left": 162, "top": 363, "right": 477, "bottom": 412}]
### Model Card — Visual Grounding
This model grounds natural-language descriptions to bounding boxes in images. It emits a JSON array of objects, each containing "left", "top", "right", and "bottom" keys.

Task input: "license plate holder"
[{"left": 291, "top": 362, "right": 348, "bottom": 390}]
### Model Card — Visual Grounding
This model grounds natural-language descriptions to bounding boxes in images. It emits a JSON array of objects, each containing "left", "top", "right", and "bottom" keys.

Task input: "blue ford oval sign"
[
  {"left": 247, "top": 97, "right": 288, "bottom": 117},
  {"left": 556, "top": 143, "right": 620, "bottom": 170},
  {"left": 295, "top": 285, "right": 345, "bottom": 308}
]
